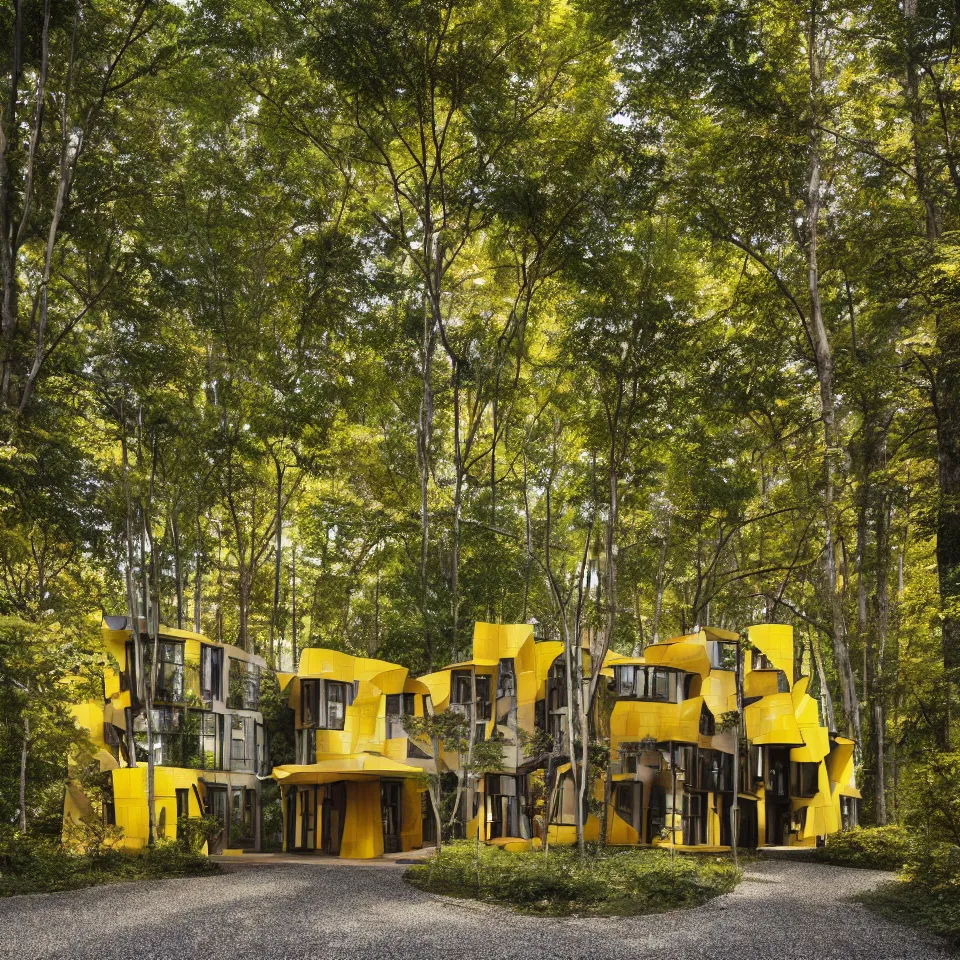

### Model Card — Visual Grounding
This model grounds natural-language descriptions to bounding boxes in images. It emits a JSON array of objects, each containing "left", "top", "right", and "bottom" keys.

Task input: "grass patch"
[
  {"left": 404, "top": 841, "right": 741, "bottom": 916},
  {"left": 0, "top": 833, "right": 219, "bottom": 897},
  {"left": 858, "top": 879, "right": 960, "bottom": 949}
]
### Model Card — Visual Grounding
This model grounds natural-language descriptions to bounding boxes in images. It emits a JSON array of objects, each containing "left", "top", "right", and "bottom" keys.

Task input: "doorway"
[
  {"left": 321, "top": 781, "right": 346, "bottom": 855},
  {"left": 381, "top": 779, "right": 403, "bottom": 853},
  {"left": 206, "top": 785, "right": 228, "bottom": 854}
]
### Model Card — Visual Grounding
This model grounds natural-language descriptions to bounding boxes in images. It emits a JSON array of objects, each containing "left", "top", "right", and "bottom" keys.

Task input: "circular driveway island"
[{"left": 0, "top": 858, "right": 953, "bottom": 959}]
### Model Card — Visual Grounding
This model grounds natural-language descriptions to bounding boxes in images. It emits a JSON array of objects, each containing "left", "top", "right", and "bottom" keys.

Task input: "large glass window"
[
  {"left": 614, "top": 665, "right": 676, "bottom": 702},
  {"left": 325, "top": 681, "right": 346, "bottom": 730},
  {"left": 200, "top": 645, "right": 223, "bottom": 704},
  {"left": 386, "top": 693, "right": 416, "bottom": 739},
  {"left": 790, "top": 761, "right": 819, "bottom": 798},
  {"left": 300, "top": 679, "right": 349, "bottom": 730},
  {"left": 140, "top": 641, "right": 185, "bottom": 703},
  {"left": 296, "top": 726, "right": 316, "bottom": 765},
  {"left": 301, "top": 679, "right": 319, "bottom": 726},
  {"left": 227, "top": 658, "right": 260, "bottom": 710},
  {"left": 230, "top": 714, "right": 256, "bottom": 772},
  {"left": 712, "top": 641, "right": 739, "bottom": 671}
]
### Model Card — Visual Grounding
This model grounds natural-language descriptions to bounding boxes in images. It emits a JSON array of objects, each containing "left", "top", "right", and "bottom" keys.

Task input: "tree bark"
[{"left": 806, "top": 6, "right": 862, "bottom": 745}]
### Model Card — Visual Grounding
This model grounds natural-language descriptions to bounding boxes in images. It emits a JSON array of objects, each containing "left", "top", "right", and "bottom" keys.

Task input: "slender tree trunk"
[
  {"left": 193, "top": 515, "right": 203, "bottom": 633},
  {"left": 807, "top": 8, "right": 862, "bottom": 745},
  {"left": 19, "top": 685, "right": 29, "bottom": 832}
]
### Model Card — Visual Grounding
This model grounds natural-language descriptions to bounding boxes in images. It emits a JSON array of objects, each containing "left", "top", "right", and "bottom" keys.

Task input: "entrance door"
[
  {"left": 207, "top": 785, "right": 228, "bottom": 854},
  {"left": 381, "top": 779, "right": 403, "bottom": 854},
  {"left": 285, "top": 788, "right": 298, "bottom": 851},
  {"left": 299, "top": 786, "right": 318, "bottom": 850},
  {"left": 321, "top": 781, "right": 346, "bottom": 855},
  {"left": 421, "top": 791, "right": 436, "bottom": 846}
]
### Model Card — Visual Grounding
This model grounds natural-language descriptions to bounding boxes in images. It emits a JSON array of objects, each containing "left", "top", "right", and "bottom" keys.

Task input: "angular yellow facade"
[
  {"left": 64, "top": 618, "right": 268, "bottom": 853},
  {"left": 64, "top": 617, "right": 858, "bottom": 859},
  {"left": 273, "top": 649, "right": 432, "bottom": 858}
]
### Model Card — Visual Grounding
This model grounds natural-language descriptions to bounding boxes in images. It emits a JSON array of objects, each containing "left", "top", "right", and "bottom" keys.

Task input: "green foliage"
[
  {"left": 859, "top": 840, "right": 960, "bottom": 948},
  {"left": 175, "top": 816, "right": 224, "bottom": 856},
  {"left": 0, "top": 828, "right": 218, "bottom": 898},
  {"left": 810, "top": 825, "right": 913, "bottom": 871},
  {"left": 405, "top": 842, "right": 740, "bottom": 916}
]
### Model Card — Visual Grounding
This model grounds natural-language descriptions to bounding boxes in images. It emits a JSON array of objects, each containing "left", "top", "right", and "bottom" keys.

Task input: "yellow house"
[
  {"left": 629, "top": 623, "right": 860, "bottom": 849},
  {"left": 64, "top": 617, "right": 268, "bottom": 853},
  {"left": 271, "top": 649, "right": 432, "bottom": 858}
]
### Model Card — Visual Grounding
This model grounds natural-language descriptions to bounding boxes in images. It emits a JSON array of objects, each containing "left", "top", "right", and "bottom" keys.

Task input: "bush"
[
  {"left": 405, "top": 842, "right": 740, "bottom": 916},
  {"left": 0, "top": 826, "right": 218, "bottom": 897},
  {"left": 809, "top": 825, "right": 912, "bottom": 871},
  {"left": 860, "top": 841, "right": 960, "bottom": 947}
]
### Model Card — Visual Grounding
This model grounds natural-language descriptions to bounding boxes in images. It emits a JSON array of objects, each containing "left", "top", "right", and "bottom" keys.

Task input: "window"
[
  {"left": 550, "top": 773, "right": 580, "bottom": 825},
  {"left": 619, "top": 742, "right": 642, "bottom": 774},
  {"left": 682, "top": 791, "right": 706, "bottom": 845},
  {"left": 790, "top": 761, "right": 819, "bottom": 798},
  {"left": 301, "top": 679, "right": 319, "bottom": 726},
  {"left": 189, "top": 709, "right": 220, "bottom": 770},
  {"left": 300, "top": 679, "right": 349, "bottom": 730},
  {"left": 546, "top": 661, "right": 567, "bottom": 711},
  {"left": 776, "top": 670, "right": 791, "bottom": 693},
  {"left": 449, "top": 671, "right": 491, "bottom": 720},
  {"left": 200, "top": 644, "right": 223, "bottom": 703},
  {"left": 647, "top": 785, "right": 666, "bottom": 839},
  {"left": 325, "top": 681, "right": 346, "bottom": 730},
  {"left": 765, "top": 748, "right": 789, "bottom": 797},
  {"left": 102, "top": 773, "right": 116, "bottom": 826},
  {"left": 140, "top": 641, "right": 185, "bottom": 703},
  {"left": 615, "top": 665, "right": 637, "bottom": 697},
  {"left": 614, "top": 782, "right": 640, "bottom": 823},
  {"left": 230, "top": 714, "right": 256, "bottom": 771},
  {"left": 648, "top": 668, "right": 671, "bottom": 701},
  {"left": 296, "top": 727, "right": 316, "bottom": 765},
  {"left": 176, "top": 788, "right": 190, "bottom": 821},
  {"left": 752, "top": 650, "right": 774, "bottom": 671},
  {"left": 386, "top": 693, "right": 416, "bottom": 739},
  {"left": 614, "top": 666, "right": 675, "bottom": 701},
  {"left": 496, "top": 659, "right": 516, "bottom": 698},
  {"left": 699, "top": 705, "right": 716, "bottom": 736},
  {"left": 712, "top": 641, "right": 739, "bottom": 671},
  {"left": 227, "top": 658, "right": 260, "bottom": 710}
]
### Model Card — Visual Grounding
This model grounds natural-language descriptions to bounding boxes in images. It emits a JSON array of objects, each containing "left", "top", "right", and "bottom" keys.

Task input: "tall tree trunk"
[
  {"left": 19, "top": 684, "right": 29, "bottom": 832},
  {"left": 807, "top": 7, "right": 862, "bottom": 745},
  {"left": 193, "top": 515, "right": 203, "bottom": 633},
  {"left": 903, "top": 0, "right": 958, "bottom": 743}
]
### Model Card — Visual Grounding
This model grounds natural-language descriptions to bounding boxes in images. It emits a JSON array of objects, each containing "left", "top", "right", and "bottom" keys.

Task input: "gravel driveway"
[{"left": 0, "top": 857, "right": 953, "bottom": 960}]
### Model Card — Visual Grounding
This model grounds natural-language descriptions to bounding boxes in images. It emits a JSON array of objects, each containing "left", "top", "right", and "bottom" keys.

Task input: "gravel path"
[{"left": 0, "top": 858, "right": 953, "bottom": 960}]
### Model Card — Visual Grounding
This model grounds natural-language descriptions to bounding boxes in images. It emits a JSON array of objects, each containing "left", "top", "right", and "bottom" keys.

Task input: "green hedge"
[
  {"left": 808, "top": 825, "right": 912, "bottom": 871},
  {"left": 0, "top": 829, "right": 219, "bottom": 897},
  {"left": 405, "top": 842, "right": 741, "bottom": 916}
]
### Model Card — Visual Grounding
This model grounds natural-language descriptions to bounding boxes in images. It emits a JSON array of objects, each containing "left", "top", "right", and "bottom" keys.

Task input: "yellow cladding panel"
[
  {"left": 340, "top": 780, "right": 384, "bottom": 859},
  {"left": 747, "top": 623, "right": 795, "bottom": 682},
  {"left": 744, "top": 692, "right": 804, "bottom": 745},
  {"left": 534, "top": 641, "right": 565, "bottom": 699},
  {"left": 791, "top": 678, "right": 831, "bottom": 763},
  {"left": 71, "top": 702, "right": 104, "bottom": 742},
  {"left": 644, "top": 639, "right": 711, "bottom": 676},
  {"left": 743, "top": 671, "right": 782, "bottom": 699},
  {"left": 700, "top": 672, "right": 737, "bottom": 715}
]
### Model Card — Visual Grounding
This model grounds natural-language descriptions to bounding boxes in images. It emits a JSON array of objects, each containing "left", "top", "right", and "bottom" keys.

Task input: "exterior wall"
[{"left": 64, "top": 620, "right": 267, "bottom": 855}]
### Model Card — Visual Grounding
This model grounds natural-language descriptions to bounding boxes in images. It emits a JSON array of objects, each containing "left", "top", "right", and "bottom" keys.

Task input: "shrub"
[
  {"left": 0, "top": 826, "right": 218, "bottom": 897},
  {"left": 810, "top": 825, "right": 912, "bottom": 871},
  {"left": 405, "top": 842, "right": 740, "bottom": 916}
]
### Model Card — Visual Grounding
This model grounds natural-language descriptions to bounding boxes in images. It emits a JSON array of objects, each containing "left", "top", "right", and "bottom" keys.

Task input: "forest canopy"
[{"left": 1, "top": 0, "right": 958, "bottom": 835}]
